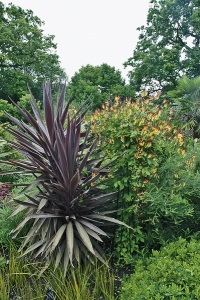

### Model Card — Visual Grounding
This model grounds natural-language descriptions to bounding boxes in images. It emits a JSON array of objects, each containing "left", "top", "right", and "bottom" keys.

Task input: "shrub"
[
  {"left": 0, "top": 95, "right": 41, "bottom": 124},
  {"left": 119, "top": 238, "right": 200, "bottom": 299},
  {"left": 90, "top": 92, "right": 195, "bottom": 262},
  {"left": 0, "top": 100, "right": 16, "bottom": 123},
  {"left": 0, "top": 182, "right": 35, "bottom": 250},
  {"left": 0, "top": 197, "right": 29, "bottom": 249}
]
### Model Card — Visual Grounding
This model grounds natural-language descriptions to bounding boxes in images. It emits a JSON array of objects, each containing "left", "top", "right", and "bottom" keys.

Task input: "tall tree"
[
  {"left": 0, "top": 2, "right": 66, "bottom": 101},
  {"left": 67, "top": 63, "right": 135, "bottom": 110},
  {"left": 125, "top": 0, "right": 200, "bottom": 94}
]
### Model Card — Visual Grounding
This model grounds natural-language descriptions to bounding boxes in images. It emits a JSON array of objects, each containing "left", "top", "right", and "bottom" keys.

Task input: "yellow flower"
[
  {"left": 146, "top": 141, "right": 152, "bottom": 147},
  {"left": 138, "top": 140, "right": 145, "bottom": 146},
  {"left": 114, "top": 95, "right": 120, "bottom": 101},
  {"left": 135, "top": 152, "right": 142, "bottom": 158},
  {"left": 152, "top": 167, "right": 157, "bottom": 173},
  {"left": 181, "top": 148, "right": 186, "bottom": 155},
  {"left": 141, "top": 90, "right": 148, "bottom": 97}
]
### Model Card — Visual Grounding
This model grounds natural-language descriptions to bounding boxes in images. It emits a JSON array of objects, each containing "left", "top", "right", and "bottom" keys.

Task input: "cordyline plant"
[{"left": 1, "top": 80, "right": 130, "bottom": 275}]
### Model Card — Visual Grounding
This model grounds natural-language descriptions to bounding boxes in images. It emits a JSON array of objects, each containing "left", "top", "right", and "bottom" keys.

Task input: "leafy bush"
[
  {"left": 0, "top": 94, "right": 41, "bottom": 124},
  {"left": 90, "top": 92, "right": 196, "bottom": 262},
  {"left": 0, "top": 197, "right": 30, "bottom": 249},
  {"left": 0, "top": 100, "right": 16, "bottom": 123},
  {"left": 1, "top": 80, "right": 130, "bottom": 274},
  {"left": 120, "top": 238, "right": 200, "bottom": 299},
  {"left": 0, "top": 132, "right": 25, "bottom": 183}
]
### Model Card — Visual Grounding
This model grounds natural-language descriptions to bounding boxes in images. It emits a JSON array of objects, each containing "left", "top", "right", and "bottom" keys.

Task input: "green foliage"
[
  {"left": 91, "top": 93, "right": 199, "bottom": 263},
  {"left": 125, "top": 0, "right": 200, "bottom": 94},
  {"left": 0, "top": 196, "right": 30, "bottom": 249},
  {"left": 67, "top": 63, "right": 135, "bottom": 110},
  {"left": 45, "top": 260, "right": 115, "bottom": 300},
  {"left": 1, "top": 80, "right": 130, "bottom": 274},
  {"left": 168, "top": 75, "right": 200, "bottom": 138},
  {"left": 168, "top": 76, "right": 200, "bottom": 106},
  {"left": 0, "top": 243, "right": 47, "bottom": 299},
  {"left": 0, "top": 2, "right": 66, "bottom": 101},
  {"left": 0, "top": 100, "right": 16, "bottom": 123},
  {"left": 16, "top": 93, "right": 41, "bottom": 119},
  {"left": 0, "top": 128, "right": 24, "bottom": 182},
  {"left": 120, "top": 238, "right": 200, "bottom": 299},
  {"left": 0, "top": 94, "right": 41, "bottom": 124},
  {"left": 0, "top": 243, "right": 115, "bottom": 300}
]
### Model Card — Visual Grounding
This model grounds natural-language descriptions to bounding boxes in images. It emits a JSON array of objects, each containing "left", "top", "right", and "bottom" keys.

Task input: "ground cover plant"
[
  {"left": 90, "top": 92, "right": 200, "bottom": 263},
  {"left": 0, "top": 80, "right": 131, "bottom": 275}
]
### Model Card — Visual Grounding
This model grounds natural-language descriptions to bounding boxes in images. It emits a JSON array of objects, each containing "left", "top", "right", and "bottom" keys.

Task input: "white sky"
[{"left": 3, "top": 0, "right": 150, "bottom": 81}]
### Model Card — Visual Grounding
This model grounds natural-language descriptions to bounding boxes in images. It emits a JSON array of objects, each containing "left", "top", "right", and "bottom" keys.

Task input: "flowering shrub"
[{"left": 89, "top": 92, "right": 195, "bottom": 262}]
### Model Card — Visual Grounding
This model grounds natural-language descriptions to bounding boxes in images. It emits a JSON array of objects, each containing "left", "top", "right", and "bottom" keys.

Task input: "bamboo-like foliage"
[{"left": 1, "top": 81, "right": 130, "bottom": 274}]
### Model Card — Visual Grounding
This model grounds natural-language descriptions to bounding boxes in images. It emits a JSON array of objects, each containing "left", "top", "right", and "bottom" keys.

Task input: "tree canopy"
[
  {"left": 125, "top": 0, "right": 200, "bottom": 94},
  {"left": 67, "top": 63, "right": 135, "bottom": 110},
  {"left": 0, "top": 2, "right": 66, "bottom": 101}
]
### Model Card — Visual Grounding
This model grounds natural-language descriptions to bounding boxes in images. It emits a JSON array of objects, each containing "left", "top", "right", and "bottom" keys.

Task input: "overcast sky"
[{"left": 3, "top": 0, "right": 150, "bottom": 81}]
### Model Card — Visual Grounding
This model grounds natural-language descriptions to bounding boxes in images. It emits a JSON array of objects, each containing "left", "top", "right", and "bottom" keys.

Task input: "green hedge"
[{"left": 120, "top": 238, "right": 200, "bottom": 299}]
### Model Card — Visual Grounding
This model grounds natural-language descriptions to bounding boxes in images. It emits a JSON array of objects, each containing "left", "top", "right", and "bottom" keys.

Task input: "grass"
[
  {"left": 0, "top": 244, "right": 47, "bottom": 299},
  {"left": 45, "top": 261, "right": 115, "bottom": 300},
  {"left": 0, "top": 243, "right": 116, "bottom": 300}
]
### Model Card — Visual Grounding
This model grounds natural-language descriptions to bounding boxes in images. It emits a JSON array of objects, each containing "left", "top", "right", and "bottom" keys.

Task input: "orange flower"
[
  {"left": 135, "top": 152, "right": 142, "bottom": 158},
  {"left": 173, "top": 128, "right": 178, "bottom": 134},
  {"left": 165, "top": 123, "right": 172, "bottom": 132},
  {"left": 181, "top": 148, "right": 186, "bottom": 155},
  {"left": 142, "top": 124, "right": 149, "bottom": 132},
  {"left": 152, "top": 126, "right": 160, "bottom": 135},
  {"left": 177, "top": 132, "right": 183, "bottom": 138},
  {"left": 154, "top": 91, "right": 162, "bottom": 99}
]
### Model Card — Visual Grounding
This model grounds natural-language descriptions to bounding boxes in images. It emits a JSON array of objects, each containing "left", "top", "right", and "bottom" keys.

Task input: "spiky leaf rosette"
[{"left": 1, "top": 81, "right": 130, "bottom": 274}]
